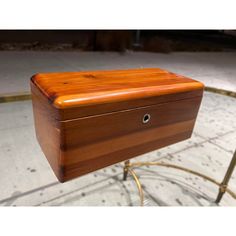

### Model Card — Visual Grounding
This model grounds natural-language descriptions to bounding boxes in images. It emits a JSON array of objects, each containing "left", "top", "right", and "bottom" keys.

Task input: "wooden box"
[{"left": 31, "top": 68, "right": 204, "bottom": 182}]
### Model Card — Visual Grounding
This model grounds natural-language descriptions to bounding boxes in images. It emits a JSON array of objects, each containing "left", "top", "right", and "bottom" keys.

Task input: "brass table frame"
[{"left": 123, "top": 150, "right": 236, "bottom": 206}]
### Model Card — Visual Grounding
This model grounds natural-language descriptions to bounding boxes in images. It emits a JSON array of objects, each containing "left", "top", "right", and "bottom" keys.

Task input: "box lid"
[{"left": 31, "top": 68, "right": 204, "bottom": 121}]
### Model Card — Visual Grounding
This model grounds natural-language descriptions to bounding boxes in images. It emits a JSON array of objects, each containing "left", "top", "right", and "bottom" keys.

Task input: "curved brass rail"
[
  {"left": 127, "top": 168, "right": 144, "bottom": 206},
  {"left": 124, "top": 161, "right": 236, "bottom": 206}
]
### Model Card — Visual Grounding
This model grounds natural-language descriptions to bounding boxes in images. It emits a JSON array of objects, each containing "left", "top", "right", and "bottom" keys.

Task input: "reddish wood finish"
[
  {"left": 31, "top": 68, "right": 203, "bottom": 120},
  {"left": 31, "top": 68, "right": 204, "bottom": 182}
]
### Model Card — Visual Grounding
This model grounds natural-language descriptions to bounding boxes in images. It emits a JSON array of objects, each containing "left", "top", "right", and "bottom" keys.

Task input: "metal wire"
[{"left": 124, "top": 161, "right": 236, "bottom": 206}]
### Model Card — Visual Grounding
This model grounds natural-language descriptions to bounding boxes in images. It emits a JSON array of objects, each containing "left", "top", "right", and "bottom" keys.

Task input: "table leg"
[
  {"left": 123, "top": 160, "right": 130, "bottom": 181},
  {"left": 215, "top": 150, "right": 236, "bottom": 203}
]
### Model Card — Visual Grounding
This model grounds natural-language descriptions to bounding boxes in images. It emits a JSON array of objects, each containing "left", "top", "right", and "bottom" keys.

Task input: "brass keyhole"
[{"left": 143, "top": 114, "right": 151, "bottom": 124}]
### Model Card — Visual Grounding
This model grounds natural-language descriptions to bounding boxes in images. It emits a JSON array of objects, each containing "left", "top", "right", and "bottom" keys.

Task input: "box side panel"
[
  {"left": 31, "top": 82, "right": 64, "bottom": 182},
  {"left": 60, "top": 96, "right": 202, "bottom": 182}
]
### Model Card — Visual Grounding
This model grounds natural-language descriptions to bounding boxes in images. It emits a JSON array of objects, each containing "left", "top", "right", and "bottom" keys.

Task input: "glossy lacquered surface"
[
  {"left": 31, "top": 68, "right": 204, "bottom": 182},
  {"left": 31, "top": 68, "right": 203, "bottom": 113}
]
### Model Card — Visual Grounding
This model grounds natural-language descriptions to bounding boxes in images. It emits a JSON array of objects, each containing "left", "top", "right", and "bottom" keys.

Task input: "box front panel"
[{"left": 59, "top": 96, "right": 202, "bottom": 182}]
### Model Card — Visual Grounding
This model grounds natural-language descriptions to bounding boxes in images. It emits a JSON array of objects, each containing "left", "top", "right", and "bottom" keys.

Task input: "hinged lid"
[{"left": 31, "top": 68, "right": 204, "bottom": 121}]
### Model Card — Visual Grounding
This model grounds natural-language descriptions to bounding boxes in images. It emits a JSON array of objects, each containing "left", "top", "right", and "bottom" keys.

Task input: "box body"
[{"left": 31, "top": 68, "right": 204, "bottom": 182}]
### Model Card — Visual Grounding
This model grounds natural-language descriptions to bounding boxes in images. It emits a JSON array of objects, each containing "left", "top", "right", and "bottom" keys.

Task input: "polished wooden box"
[{"left": 31, "top": 68, "right": 204, "bottom": 182}]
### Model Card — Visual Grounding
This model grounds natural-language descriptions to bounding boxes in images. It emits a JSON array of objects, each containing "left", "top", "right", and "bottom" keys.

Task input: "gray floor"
[
  {"left": 0, "top": 51, "right": 236, "bottom": 95},
  {"left": 0, "top": 91, "right": 236, "bottom": 206}
]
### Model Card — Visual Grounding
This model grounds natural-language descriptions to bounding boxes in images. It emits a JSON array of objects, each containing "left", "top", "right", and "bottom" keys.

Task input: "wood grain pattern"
[
  {"left": 62, "top": 131, "right": 192, "bottom": 182},
  {"left": 61, "top": 97, "right": 201, "bottom": 149},
  {"left": 31, "top": 82, "right": 62, "bottom": 180},
  {"left": 31, "top": 68, "right": 204, "bottom": 182},
  {"left": 31, "top": 68, "right": 204, "bottom": 120}
]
